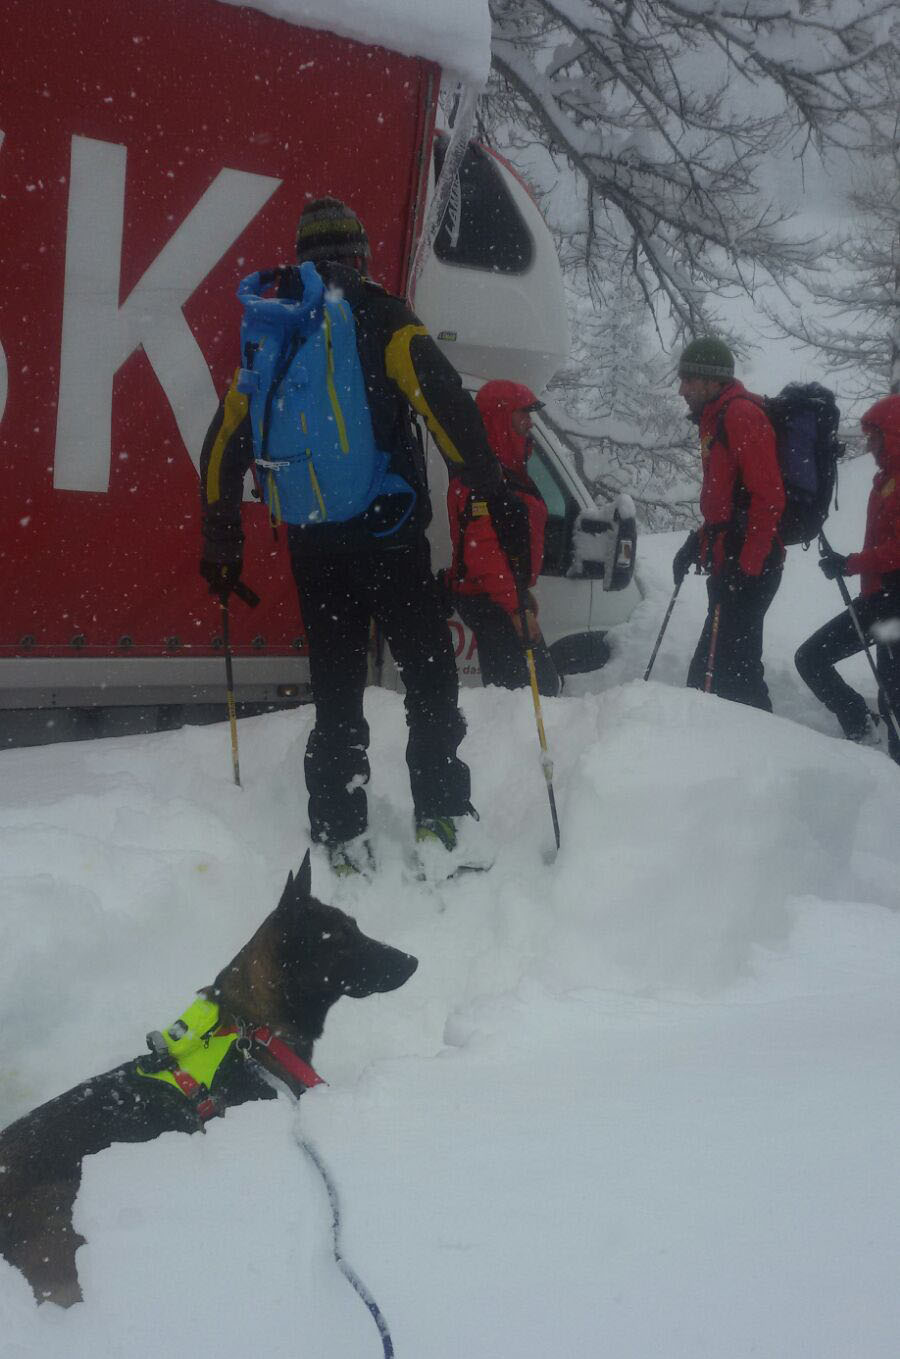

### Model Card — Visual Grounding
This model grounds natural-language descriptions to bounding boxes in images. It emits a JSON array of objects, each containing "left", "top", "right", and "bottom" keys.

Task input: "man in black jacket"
[{"left": 200, "top": 198, "right": 527, "bottom": 875}]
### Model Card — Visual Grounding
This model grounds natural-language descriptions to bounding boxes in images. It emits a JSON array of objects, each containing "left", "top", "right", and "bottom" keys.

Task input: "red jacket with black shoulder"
[{"left": 697, "top": 380, "right": 785, "bottom": 577}]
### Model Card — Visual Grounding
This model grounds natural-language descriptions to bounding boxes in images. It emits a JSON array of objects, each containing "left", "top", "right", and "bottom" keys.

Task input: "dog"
[{"left": 0, "top": 852, "right": 417, "bottom": 1307}]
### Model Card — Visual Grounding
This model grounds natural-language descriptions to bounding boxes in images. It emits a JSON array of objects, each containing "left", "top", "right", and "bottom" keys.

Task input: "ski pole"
[
  {"left": 644, "top": 579, "right": 682, "bottom": 681},
  {"left": 819, "top": 532, "right": 900, "bottom": 744},
  {"left": 704, "top": 600, "right": 722, "bottom": 694},
  {"left": 222, "top": 597, "right": 242, "bottom": 787},
  {"left": 219, "top": 580, "right": 261, "bottom": 788},
  {"left": 518, "top": 595, "right": 561, "bottom": 852}
]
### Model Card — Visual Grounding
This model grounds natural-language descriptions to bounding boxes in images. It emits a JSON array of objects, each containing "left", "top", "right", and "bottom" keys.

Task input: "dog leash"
[
  {"left": 235, "top": 1042, "right": 396, "bottom": 1358},
  {"left": 143, "top": 1002, "right": 394, "bottom": 1354},
  {"left": 298, "top": 1133, "right": 396, "bottom": 1359}
]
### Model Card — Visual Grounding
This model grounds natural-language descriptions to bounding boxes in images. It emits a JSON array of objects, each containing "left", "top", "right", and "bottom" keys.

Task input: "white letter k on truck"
[{"left": 53, "top": 135, "right": 280, "bottom": 492}]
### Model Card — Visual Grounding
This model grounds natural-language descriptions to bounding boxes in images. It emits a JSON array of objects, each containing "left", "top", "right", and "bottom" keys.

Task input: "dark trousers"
[
  {"left": 686, "top": 566, "right": 782, "bottom": 711},
  {"left": 290, "top": 540, "right": 470, "bottom": 845},
  {"left": 453, "top": 594, "right": 561, "bottom": 697},
  {"left": 795, "top": 584, "right": 900, "bottom": 762}
]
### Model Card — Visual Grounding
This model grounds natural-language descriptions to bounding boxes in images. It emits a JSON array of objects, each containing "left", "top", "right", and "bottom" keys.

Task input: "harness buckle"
[
  {"left": 141, "top": 1031, "right": 176, "bottom": 1072},
  {"left": 235, "top": 1020, "right": 253, "bottom": 1058}
]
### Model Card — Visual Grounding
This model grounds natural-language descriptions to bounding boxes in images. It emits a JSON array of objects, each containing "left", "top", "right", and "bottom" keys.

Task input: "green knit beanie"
[
  {"left": 295, "top": 197, "right": 370, "bottom": 266},
  {"left": 678, "top": 338, "right": 734, "bottom": 380}
]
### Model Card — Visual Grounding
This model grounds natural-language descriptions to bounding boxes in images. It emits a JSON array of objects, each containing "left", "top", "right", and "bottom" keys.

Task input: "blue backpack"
[
  {"left": 236, "top": 262, "right": 415, "bottom": 532},
  {"left": 762, "top": 383, "right": 844, "bottom": 546}
]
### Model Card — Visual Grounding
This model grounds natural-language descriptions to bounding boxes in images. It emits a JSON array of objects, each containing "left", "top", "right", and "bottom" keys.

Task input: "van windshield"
[{"left": 432, "top": 133, "right": 534, "bottom": 274}]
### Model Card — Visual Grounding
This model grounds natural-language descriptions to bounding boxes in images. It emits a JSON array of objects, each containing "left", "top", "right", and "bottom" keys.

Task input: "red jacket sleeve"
[
  {"left": 447, "top": 480, "right": 546, "bottom": 614},
  {"left": 845, "top": 476, "right": 900, "bottom": 581},
  {"left": 525, "top": 491, "right": 548, "bottom": 587},
  {"left": 722, "top": 400, "right": 785, "bottom": 576}
]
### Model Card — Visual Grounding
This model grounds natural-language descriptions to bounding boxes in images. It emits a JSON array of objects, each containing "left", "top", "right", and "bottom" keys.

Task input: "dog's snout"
[
  {"left": 377, "top": 940, "right": 418, "bottom": 994},
  {"left": 341, "top": 940, "right": 418, "bottom": 998}
]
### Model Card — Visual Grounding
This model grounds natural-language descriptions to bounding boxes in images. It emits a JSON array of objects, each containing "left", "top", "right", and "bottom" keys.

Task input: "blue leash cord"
[{"left": 299, "top": 1135, "right": 395, "bottom": 1359}]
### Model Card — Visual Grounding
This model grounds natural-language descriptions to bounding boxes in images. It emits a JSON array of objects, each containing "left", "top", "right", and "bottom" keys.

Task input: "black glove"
[
  {"left": 819, "top": 550, "right": 848, "bottom": 581},
  {"left": 672, "top": 530, "right": 700, "bottom": 586},
  {"left": 486, "top": 488, "right": 530, "bottom": 587},
  {"left": 200, "top": 558, "right": 243, "bottom": 600}
]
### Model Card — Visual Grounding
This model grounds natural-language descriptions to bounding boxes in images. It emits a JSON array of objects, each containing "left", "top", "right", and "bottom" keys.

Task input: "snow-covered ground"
[{"left": 2, "top": 453, "right": 898, "bottom": 1357}]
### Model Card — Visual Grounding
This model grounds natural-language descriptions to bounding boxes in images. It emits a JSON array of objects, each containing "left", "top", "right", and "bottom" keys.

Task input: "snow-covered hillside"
[{"left": 2, "top": 454, "right": 898, "bottom": 1357}]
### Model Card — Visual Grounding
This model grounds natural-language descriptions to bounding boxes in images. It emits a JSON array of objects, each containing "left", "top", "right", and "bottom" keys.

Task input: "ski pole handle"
[{"left": 233, "top": 580, "right": 260, "bottom": 609}]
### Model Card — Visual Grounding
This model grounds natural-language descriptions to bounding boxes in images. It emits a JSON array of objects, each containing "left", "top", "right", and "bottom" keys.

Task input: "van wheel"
[{"left": 550, "top": 632, "right": 610, "bottom": 676}]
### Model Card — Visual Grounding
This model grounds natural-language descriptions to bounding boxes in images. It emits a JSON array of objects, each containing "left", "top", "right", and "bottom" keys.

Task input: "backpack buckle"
[{"left": 237, "top": 368, "right": 261, "bottom": 395}]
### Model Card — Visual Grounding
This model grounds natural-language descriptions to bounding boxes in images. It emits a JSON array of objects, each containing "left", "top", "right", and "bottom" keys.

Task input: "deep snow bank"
[
  {"left": 1, "top": 679, "right": 896, "bottom": 1125},
  {"left": 2, "top": 655, "right": 899, "bottom": 1355}
]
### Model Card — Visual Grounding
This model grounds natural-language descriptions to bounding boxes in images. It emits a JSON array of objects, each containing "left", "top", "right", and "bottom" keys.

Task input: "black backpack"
[{"left": 719, "top": 383, "right": 845, "bottom": 547}]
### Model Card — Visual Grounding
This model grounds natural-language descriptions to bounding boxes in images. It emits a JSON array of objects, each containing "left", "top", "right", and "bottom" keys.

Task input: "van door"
[{"left": 523, "top": 427, "right": 595, "bottom": 660}]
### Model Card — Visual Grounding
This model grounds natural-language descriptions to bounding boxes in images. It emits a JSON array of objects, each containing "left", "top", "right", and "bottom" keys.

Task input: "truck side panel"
[{"left": 0, "top": 0, "right": 435, "bottom": 673}]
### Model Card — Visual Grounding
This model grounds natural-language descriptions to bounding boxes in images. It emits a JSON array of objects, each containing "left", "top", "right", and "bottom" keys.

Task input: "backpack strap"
[
  {"left": 258, "top": 331, "right": 303, "bottom": 466},
  {"left": 713, "top": 393, "right": 762, "bottom": 451}
]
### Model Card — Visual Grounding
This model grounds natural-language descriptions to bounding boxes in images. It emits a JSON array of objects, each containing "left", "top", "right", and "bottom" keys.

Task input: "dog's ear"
[
  {"left": 275, "top": 869, "right": 295, "bottom": 915},
  {"left": 297, "top": 850, "right": 312, "bottom": 900}
]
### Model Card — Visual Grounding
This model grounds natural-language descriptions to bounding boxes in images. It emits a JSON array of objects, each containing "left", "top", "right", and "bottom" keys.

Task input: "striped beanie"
[
  {"left": 295, "top": 197, "right": 370, "bottom": 265},
  {"left": 678, "top": 338, "right": 735, "bottom": 380}
]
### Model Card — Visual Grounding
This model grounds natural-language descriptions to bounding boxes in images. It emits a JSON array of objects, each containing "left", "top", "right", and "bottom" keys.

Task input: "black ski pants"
[
  {"left": 290, "top": 538, "right": 470, "bottom": 846},
  {"left": 794, "top": 581, "right": 900, "bottom": 763},
  {"left": 686, "top": 564, "right": 782, "bottom": 712},
  {"left": 453, "top": 594, "right": 561, "bottom": 697}
]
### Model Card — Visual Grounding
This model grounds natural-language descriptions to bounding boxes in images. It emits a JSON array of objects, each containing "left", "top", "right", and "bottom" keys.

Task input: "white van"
[{"left": 412, "top": 134, "right": 641, "bottom": 687}]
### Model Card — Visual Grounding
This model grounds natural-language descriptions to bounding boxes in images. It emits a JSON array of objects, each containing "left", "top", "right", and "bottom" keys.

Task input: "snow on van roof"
[{"left": 213, "top": 0, "right": 491, "bottom": 86}]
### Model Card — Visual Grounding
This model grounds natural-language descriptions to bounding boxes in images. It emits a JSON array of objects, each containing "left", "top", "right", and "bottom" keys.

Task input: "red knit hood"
[
  {"left": 475, "top": 379, "right": 540, "bottom": 476},
  {"left": 861, "top": 394, "right": 900, "bottom": 475}
]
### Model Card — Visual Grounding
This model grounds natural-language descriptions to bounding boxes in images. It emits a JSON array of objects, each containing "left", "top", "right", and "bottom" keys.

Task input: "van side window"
[
  {"left": 526, "top": 441, "right": 578, "bottom": 576},
  {"left": 432, "top": 134, "right": 534, "bottom": 275}
]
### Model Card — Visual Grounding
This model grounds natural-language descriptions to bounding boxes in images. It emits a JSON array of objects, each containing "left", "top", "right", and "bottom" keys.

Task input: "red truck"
[
  {"left": 0, "top": 0, "right": 443, "bottom": 718},
  {"left": 0, "top": 0, "right": 637, "bottom": 738}
]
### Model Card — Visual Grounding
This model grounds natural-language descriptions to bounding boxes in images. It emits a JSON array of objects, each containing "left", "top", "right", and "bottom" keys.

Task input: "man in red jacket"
[
  {"left": 795, "top": 394, "right": 900, "bottom": 764},
  {"left": 672, "top": 338, "right": 786, "bottom": 710},
  {"left": 447, "top": 380, "right": 560, "bottom": 696}
]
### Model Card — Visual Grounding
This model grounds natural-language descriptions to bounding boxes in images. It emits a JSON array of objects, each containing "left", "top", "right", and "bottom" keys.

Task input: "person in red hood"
[
  {"left": 795, "top": 394, "right": 900, "bottom": 763},
  {"left": 672, "top": 338, "right": 786, "bottom": 710},
  {"left": 446, "top": 380, "right": 561, "bottom": 695}
]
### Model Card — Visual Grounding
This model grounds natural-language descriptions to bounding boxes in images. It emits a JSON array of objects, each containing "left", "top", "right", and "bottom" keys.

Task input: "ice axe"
[
  {"left": 818, "top": 531, "right": 900, "bottom": 746},
  {"left": 517, "top": 593, "right": 561, "bottom": 855},
  {"left": 220, "top": 580, "right": 260, "bottom": 787}
]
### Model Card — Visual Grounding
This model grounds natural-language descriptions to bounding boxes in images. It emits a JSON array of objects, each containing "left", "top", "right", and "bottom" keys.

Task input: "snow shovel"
[
  {"left": 518, "top": 595, "right": 561, "bottom": 855},
  {"left": 819, "top": 532, "right": 900, "bottom": 745}
]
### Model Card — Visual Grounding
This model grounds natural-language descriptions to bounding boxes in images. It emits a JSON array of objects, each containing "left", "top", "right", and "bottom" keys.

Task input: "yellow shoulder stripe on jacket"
[
  {"left": 206, "top": 373, "right": 249, "bottom": 505},
  {"left": 384, "top": 324, "right": 465, "bottom": 467}
]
